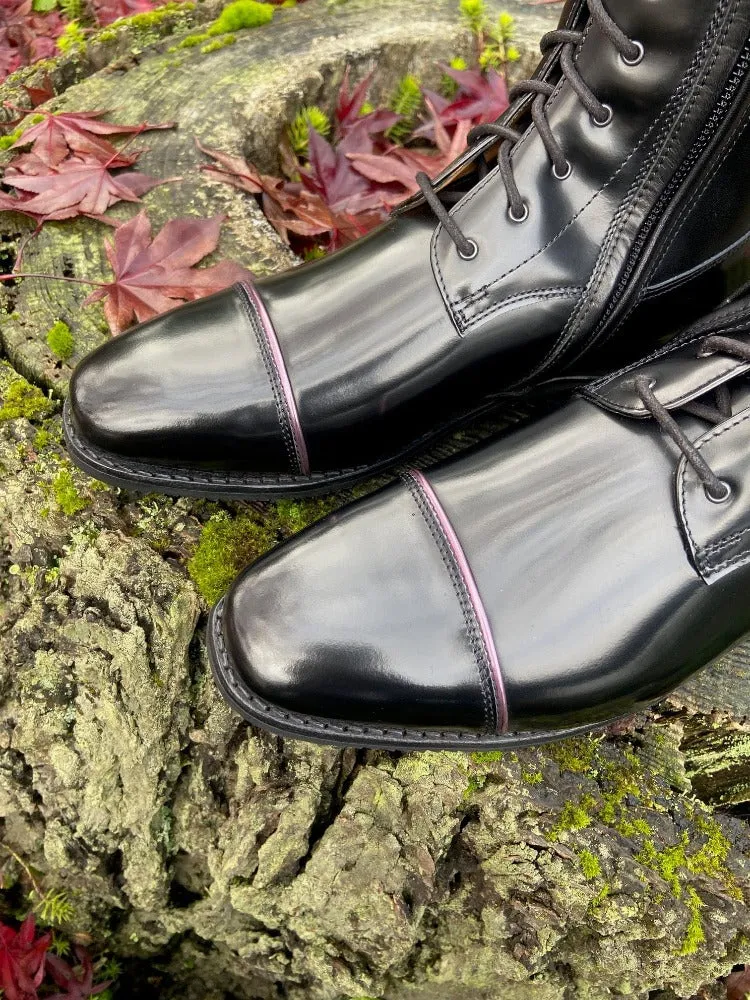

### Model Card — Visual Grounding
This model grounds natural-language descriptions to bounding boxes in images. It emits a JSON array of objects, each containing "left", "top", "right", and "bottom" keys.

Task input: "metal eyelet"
[
  {"left": 705, "top": 480, "right": 732, "bottom": 504},
  {"left": 457, "top": 239, "right": 479, "bottom": 261},
  {"left": 621, "top": 40, "right": 645, "bottom": 67},
  {"left": 508, "top": 202, "right": 529, "bottom": 224},
  {"left": 552, "top": 160, "right": 572, "bottom": 181},
  {"left": 592, "top": 104, "right": 614, "bottom": 128}
]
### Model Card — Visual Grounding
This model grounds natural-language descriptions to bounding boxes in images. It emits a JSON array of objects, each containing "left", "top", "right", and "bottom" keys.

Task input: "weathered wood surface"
[{"left": 1, "top": 2, "right": 750, "bottom": 997}]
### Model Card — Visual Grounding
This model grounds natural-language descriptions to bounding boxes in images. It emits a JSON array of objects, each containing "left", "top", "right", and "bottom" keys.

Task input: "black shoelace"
[
  {"left": 416, "top": 0, "right": 643, "bottom": 260},
  {"left": 634, "top": 335, "right": 750, "bottom": 503}
]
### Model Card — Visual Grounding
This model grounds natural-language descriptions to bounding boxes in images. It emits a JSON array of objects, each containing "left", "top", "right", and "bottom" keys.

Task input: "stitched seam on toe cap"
[
  {"left": 237, "top": 282, "right": 309, "bottom": 476},
  {"left": 404, "top": 470, "right": 509, "bottom": 735}
]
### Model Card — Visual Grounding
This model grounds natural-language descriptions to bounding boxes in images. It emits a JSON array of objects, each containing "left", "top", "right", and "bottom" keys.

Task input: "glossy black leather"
[
  {"left": 214, "top": 296, "right": 750, "bottom": 740},
  {"left": 68, "top": 0, "right": 750, "bottom": 484}
]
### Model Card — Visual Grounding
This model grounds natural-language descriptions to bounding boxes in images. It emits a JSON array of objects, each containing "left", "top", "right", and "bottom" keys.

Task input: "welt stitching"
[
  {"left": 403, "top": 473, "right": 497, "bottom": 734},
  {"left": 455, "top": 285, "right": 583, "bottom": 326},
  {"left": 237, "top": 284, "right": 300, "bottom": 474},
  {"left": 699, "top": 547, "right": 750, "bottom": 575},
  {"left": 530, "top": 0, "right": 733, "bottom": 376},
  {"left": 214, "top": 601, "right": 580, "bottom": 744},
  {"left": 700, "top": 523, "right": 750, "bottom": 556}
]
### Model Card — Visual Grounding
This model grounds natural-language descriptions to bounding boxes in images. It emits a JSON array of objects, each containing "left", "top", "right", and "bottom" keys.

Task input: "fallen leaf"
[
  {"left": 84, "top": 212, "right": 253, "bottom": 333},
  {"left": 12, "top": 109, "right": 173, "bottom": 166},
  {"left": 0, "top": 157, "right": 169, "bottom": 222}
]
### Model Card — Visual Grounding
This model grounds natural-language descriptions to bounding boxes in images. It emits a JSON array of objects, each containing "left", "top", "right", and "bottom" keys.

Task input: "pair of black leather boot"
[{"left": 65, "top": 0, "right": 750, "bottom": 749}]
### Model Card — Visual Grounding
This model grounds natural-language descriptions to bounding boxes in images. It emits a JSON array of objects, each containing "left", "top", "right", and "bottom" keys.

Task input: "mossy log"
[{"left": 2, "top": 2, "right": 750, "bottom": 998}]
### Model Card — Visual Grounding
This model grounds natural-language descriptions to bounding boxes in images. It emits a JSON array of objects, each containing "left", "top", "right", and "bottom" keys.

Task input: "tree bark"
[{"left": 1, "top": 2, "right": 750, "bottom": 998}]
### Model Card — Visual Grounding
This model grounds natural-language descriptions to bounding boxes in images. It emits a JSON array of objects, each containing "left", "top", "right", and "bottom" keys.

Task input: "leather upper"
[
  {"left": 219, "top": 296, "right": 750, "bottom": 734},
  {"left": 68, "top": 0, "right": 750, "bottom": 478}
]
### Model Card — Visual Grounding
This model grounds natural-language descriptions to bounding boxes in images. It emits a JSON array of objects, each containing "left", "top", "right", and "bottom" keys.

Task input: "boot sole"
[
  {"left": 207, "top": 597, "right": 626, "bottom": 751},
  {"left": 62, "top": 395, "right": 520, "bottom": 500}
]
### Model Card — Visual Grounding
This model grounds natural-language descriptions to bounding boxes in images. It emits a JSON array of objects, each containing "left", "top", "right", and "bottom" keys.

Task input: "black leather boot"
[
  {"left": 65, "top": 0, "right": 750, "bottom": 499},
  {"left": 209, "top": 292, "right": 750, "bottom": 749}
]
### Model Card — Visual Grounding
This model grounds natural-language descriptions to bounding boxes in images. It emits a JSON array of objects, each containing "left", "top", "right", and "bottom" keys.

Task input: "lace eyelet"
[
  {"left": 457, "top": 239, "right": 479, "bottom": 261},
  {"left": 592, "top": 104, "right": 614, "bottom": 128},
  {"left": 705, "top": 480, "right": 732, "bottom": 504},
  {"left": 552, "top": 160, "right": 572, "bottom": 181},
  {"left": 508, "top": 202, "right": 529, "bottom": 224},
  {"left": 621, "top": 41, "right": 645, "bottom": 67}
]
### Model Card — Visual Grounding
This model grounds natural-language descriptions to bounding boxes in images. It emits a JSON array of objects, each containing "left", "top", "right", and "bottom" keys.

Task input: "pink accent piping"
[
  {"left": 409, "top": 469, "right": 508, "bottom": 733},
  {"left": 242, "top": 282, "right": 311, "bottom": 476}
]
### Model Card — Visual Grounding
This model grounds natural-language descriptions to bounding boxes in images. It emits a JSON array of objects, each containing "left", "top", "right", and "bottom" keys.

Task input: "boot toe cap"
[
  {"left": 216, "top": 482, "right": 492, "bottom": 732},
  {"left": 68, "top": 285, "right": 293, "bottom": 470}
]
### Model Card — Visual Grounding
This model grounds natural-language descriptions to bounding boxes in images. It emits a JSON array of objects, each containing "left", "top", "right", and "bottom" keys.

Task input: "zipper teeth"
[{"left": 601, "top": 35, "right": 750, "bottom": 330}]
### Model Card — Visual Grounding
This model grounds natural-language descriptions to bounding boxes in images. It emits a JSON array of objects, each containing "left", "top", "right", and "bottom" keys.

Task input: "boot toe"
[
  {"left": 68, "top": 285, "right": 292, "bottom": 471},
  {"left": 216, "top": 482, "right": 492, "bottom": 733}
]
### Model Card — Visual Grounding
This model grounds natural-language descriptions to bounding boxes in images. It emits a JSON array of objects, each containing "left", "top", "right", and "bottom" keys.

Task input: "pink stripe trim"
[
  {"left": 410, "top": 469, "right": 508, "bottom": 733},
  {"left": 242, "top": 282, "right": 311, "bottom": 476}
]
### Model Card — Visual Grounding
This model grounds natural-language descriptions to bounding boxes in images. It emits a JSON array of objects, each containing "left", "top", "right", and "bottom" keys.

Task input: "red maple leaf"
[
  {"left": 0, "top": 156, "right": 168, "bottom": 222},
  {"left": 84, "top": 211, "right": 253, "bottom": 333},
  {"left": 348, "top": 116, "right": 472, "bottom": 204},
  {"left": 0, "top": 2, "right": 64, "bottom": 83},
  {"left": 334, "top": 66, "right": 375, "bottom": 137},
  {"left": 11, "top": 109, "right": 173, "bottom": 166},
  {"left": 415, "top": 68, "right": 510, "bottom": 141},
  {"left": 436, "top": 66, "right": 510, "bottom": 125},
  {"left": 0, "top": 915, "right": 51, "bottom": 1000},
  {"left": 23, "top": 73, "right": 54, "bottom": 107},
  {"left": 301, "top": 120, "right": 397, "bottom": 215},
  {"left": 198, "top": 140, "right": 383, "bottom": 248},
  {"left": 727, "top": 966, "right": 750, "bottom": 1000},
  {"left": 45, "top": 948, "right": 110, "bottom": 1000},
  {"left": 92, "top": 0, "right": 157, "bottom": 26}
]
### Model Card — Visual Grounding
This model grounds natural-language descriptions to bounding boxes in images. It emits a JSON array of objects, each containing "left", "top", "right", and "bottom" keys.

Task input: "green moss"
[
  {"left": 470, "top": 751, "right": 504, "bottom": 766},
  {"left": 578, "top": 849, "right": 602, "bottom": 880},
  {"left": 57, "top": 20, "right": 86, "bottom": 54},
  {"left": 46, "top": 321, "right": 74, "bottom": 361},
  {"left": 521, "top": 768, "right": 543, "bottom": 785},
  {"left": 209, "top": 0, "right": 274, "bottom": 34},
  {"left": 188, "top": 511, "right": 276, "bottom": 603},
  {"left": 549, "top": 796, "right": 596, "bottom": 840},
  {"left": 588, "top": 884, "right": 611, "bottom": 912},
  {"left": 99, "top": 0, "right": 195, "bottom": 39},
  {"left": 33, "top": 428, "right": 51, "bottom": 450},
  {"left": 51, "top": 467, "right": 88, "bottom": 516},
  {"left": 173, "top": 31, "right": 210, "bottom": 48},
  {"left": 0, "top": 129, "right": 22, "bottom": 150},
  {"left": 545, "top": 736, "right": 601, "bottom": 774},
  {"left": 200, "top": 33, "right": 236, "bottom": 52},
  {"left": 616, "top": 817, "right": 652, "bottom": 838},
  {"left": 679, "top": 886, "right": 705, "bottom": 955},
  {"left": 0, "top": 377, "right": 53, "bottom": 422}
]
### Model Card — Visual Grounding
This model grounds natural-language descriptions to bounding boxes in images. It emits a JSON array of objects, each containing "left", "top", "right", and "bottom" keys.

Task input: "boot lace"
[
  {"left": 416, "top": 0, "right": 643, "bottom": 260},
  {"left": 634, "top": 336, "right": 750, "bottom": 503}
]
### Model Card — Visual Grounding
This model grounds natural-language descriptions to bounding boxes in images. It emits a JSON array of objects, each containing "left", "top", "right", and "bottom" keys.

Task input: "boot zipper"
[{"left": 596, "top": 36, "right": 750, "bottom": 338}]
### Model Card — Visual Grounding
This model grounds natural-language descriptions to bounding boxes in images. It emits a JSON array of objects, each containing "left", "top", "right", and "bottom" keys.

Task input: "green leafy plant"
[
  {"left": 480, "top": 11, "right": 521, "bottom": 74},
  {"left": 288, "top": 105, "right": 331, "bottom": 156},
  {"left": 386, "top": 74, "right": 422, "bottom": 143}
]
